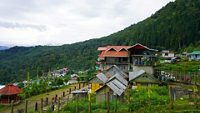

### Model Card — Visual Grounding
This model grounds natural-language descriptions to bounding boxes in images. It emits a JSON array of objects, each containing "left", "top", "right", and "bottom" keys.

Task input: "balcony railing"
[{"left": 133, "top": 60, "right": 154, "bottom": 66}]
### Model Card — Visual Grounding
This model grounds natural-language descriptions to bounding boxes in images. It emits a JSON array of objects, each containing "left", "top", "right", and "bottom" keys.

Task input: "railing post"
[
  {"left": 58, "top": 97, "right": 60, "bottom": 113},
  {"left": 25, "top": 100, "right": 28, "bottom": 113},
  {"left": 69, "top": 88, "right": 71, "bottom": 94},
  {"left": 46, "top": 97, "right": 48, "bottom": 106},
  {"left": 107, "top": 92, "right": 110, "bottom": 113},
  {"left": 51, "top": 101, "right": 54, "bottom": 112},
  {"left": 88, "top": 93, "right": 91, "bottom": 113},
  {"left": 63, "top": 91, "right": 65, "bottom": 97},
  {"left": 35, "top": 102, "right": 38, "bottom": 112},
  {"left": 11, "top": 100, "right": 14, "bottom": 113},
  {"left": 41, "top": 98, "right": 43, "bottom": 113}
]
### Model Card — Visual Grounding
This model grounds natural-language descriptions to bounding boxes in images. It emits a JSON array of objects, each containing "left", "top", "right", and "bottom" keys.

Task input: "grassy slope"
[{"left": 0, "top": 83, "right": 82, "bottom": 113}]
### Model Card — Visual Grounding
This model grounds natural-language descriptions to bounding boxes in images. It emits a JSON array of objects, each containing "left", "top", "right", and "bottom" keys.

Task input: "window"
[
  {"left": 122, "top": 57, "right": 128, "bottom": 62},
  {"left": 164, "top": 53, "right": 168, "bottom": 56}
]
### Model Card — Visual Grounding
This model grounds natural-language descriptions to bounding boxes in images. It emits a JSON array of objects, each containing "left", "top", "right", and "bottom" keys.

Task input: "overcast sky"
[{"left": 0, "top": 0, "right": 174, "bottom": 46}]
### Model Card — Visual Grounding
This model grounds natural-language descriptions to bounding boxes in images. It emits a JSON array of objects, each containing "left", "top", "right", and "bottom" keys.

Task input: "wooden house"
[
  {"left": 95, "top": 85, "right": 119, "bottom": 103},
  {"left": 161, "top": 50, "right": 175, "bottom": 59},
  {"left": 129, "top": 70, "right": 159, "bottom": 86},
  {"left": 0, "top": 84, "right": 22, "bottom": 105},
  {"left": 97, "top": 43, "right": 157, "bottom": 75},
  {"left": 89, "top": 77, "right": 103, "bottom": 93}
]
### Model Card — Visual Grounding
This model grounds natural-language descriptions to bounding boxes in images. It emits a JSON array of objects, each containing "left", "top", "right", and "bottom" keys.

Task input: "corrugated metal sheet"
[
  {"left": 95, "top": 65, "right": 134, "bottom": 96},
  {"left": 89, "top": 77, "right": 104, "bottom": 84},
  {"left": 114, "top": 73, "right": 128, "bottom": 86},
  {"left": 129, "top": 70, "right": 145, "bottom": 81},
  {"left": 96, "top": 73, "right": 108, "bottom": 83},
  {"left": 106, "top": 65, "right": 128, "bottom": 78},
  {"left": 107, "top": 79, "right": 126, "bottom": 96}
]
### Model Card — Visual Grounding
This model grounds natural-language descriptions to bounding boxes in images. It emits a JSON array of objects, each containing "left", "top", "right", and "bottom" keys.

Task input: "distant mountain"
[
  {"left": 0, "top": 0, "right": 200, "bottom": 83},
  {"left": 0, "top": 46, "right": 9, "bottom": 51}
]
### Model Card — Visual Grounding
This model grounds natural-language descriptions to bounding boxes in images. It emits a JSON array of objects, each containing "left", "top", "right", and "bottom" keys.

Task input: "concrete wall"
[
  {"left": 162, "top": 53, "right": 174, "bottom": 58},
  {"left": 132, "top": 66, "right": 154, "bottom": 75}
]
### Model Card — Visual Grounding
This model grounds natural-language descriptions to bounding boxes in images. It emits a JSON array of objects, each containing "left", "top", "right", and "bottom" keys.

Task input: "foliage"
[
  {"left": 22, "top": 79, "right": 49, "bottom": 98},
  {"left": 126, "top": 86, "right": 169, "bottom": 112},
  {"left": 1, "top": 0, "right": 200, "bottom": 83},
  {"left": 51, "top": 77, "right": 64, "bottom": 86},
  {"left": 61, "top": 86, "right": 170, "bottom": 113},
  {"left": 155, "top": 61, "right": 200, "bottom": 72}
]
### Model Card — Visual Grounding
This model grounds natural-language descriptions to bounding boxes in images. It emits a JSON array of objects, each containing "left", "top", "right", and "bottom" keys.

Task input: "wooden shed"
[{"left": 0, "top": 84, "right": 22, "bottom": 105}]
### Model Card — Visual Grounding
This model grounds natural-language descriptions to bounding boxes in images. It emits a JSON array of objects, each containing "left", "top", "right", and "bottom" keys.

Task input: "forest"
[{"left": 0, "top": 0, "right": 200, "bottom": 83}]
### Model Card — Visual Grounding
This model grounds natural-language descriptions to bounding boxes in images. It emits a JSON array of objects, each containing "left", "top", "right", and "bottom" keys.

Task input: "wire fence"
[{"left": 9, "top": 82, "right": 87, "bottom": 113}]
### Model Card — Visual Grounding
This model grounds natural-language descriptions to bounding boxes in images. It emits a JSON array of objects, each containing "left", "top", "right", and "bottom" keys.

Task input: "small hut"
[{"left": 0, "top": 84, "right": 22, "bottom": 105}]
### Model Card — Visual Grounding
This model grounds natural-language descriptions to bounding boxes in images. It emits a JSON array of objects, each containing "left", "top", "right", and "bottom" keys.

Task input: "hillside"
[
  {"left": 0, "top": 0, "right": 200, "bottom": 83},
  {"left": 0, "top": 46, "right": 9, "bottom": 51}
]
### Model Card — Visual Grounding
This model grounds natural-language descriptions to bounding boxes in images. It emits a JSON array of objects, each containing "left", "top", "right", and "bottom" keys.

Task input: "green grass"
[
  {"left": 155, "top": 61, "right": 200, "bottom": 72},
  {"left": 60, "top": 85, "right": 200, "bottom": 113},
  {"left": 0, "top": 83, "right": 81, "bottom": 113}
]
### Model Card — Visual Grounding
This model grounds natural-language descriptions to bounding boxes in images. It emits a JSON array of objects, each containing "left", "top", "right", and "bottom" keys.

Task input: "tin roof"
[
  {"left": 129, "top": 70, "right": 145, "bottom": 81},
  {"left": 96, "top": 73, "right": 108, "bottom": 83},
  {"left": 96, "top": 65, "right": 128, "bottom": 96},
  {"left": 191, "top": 51, "right": 200, "bottom": 54}
]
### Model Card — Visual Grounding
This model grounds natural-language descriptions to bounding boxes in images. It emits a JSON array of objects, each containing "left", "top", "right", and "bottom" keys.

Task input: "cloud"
[
  {"left": 0, "top": 21, "right": 46, "bottom": 31},
  {"left": 0, "top": 0, "right": 174, "bottom": 46}
]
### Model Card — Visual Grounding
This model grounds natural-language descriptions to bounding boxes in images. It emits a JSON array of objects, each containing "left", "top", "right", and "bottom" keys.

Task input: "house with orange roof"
[{"left": 97, "top": 43, "right": 157, "bottom": 74}]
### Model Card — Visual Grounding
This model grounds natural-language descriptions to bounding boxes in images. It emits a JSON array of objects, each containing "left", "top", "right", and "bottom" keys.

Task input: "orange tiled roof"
[
  {"left": 98, "top": 46, "right": 131, "bottom": 58},
  {"left": 0, "top": 84, "right": 22, "bottom": 95}
]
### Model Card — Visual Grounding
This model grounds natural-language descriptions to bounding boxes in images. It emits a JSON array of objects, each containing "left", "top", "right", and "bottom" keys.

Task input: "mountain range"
[
  {"left": 0, "top": 0, "right": 200, "bottom": 83},
  {"left": 0, "top": 46, "right": 9, "bottom": 51}
]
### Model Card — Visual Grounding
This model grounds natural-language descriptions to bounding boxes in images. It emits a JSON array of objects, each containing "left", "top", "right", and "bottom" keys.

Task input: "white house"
[
  {"left": 52, "top": 67, "right": 68, "bottom": 77},
  {"left": 71, "top": 74, "right": 79, "bottom": 80},
  {"left": 161, "top": 50, "right": 175, "bottom": 59}
]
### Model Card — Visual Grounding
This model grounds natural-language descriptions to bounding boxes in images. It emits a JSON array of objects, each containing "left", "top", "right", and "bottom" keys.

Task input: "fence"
[
  {"left": 8, "top": 82, "right": 200, "bottom": 113},
  {"left": 9, "top": 82, "right": 87, "bottom": 113},
  {"left": 155, "top": 70, "right": 200, "bottom": 84}
]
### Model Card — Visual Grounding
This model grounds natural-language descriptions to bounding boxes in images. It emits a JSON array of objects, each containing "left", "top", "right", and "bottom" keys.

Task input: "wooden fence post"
[
  {"left": 58, "top": 97, "right": 60, "bottom": 113},
  {"left": 107, "top": 92, "right": 110, "bottom": 113},
  {"left": 46, "top": 97, "right": 49, "bottom": 106},
  {"left": 76, "top": 95, "right": 79, "bottom": 113},
  {"left": 69, "top": 88, "right": 71, "bottom": 94},
  {"left": 168, "top": 85, "right": 173, "bottom": 109},
  {"left": 63, "top": 91, "right": 65, "bottom": 97},
  {"left": 41, "top": 98, "right": 43, "bottom": 113},
  {"left": 88, "top": 93, "right": 91, "bottom": 113},
  {"left": 35, "top": 102, "right": 38, "bottom": 112},
  {"left": 51, "top": 101, "right": 54, "bottom": 112},
  {"left": 114, "top": 96, "right": 118, "bottom": 113},
  {"left": 25, "top": 100, "right": 28, "bottom": 113},
  {"left": 66, "top": 96, "right": 68, "bottom": 104},
  {"left": 11, "top": 100, "right": 14, "bottom": 113}
]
